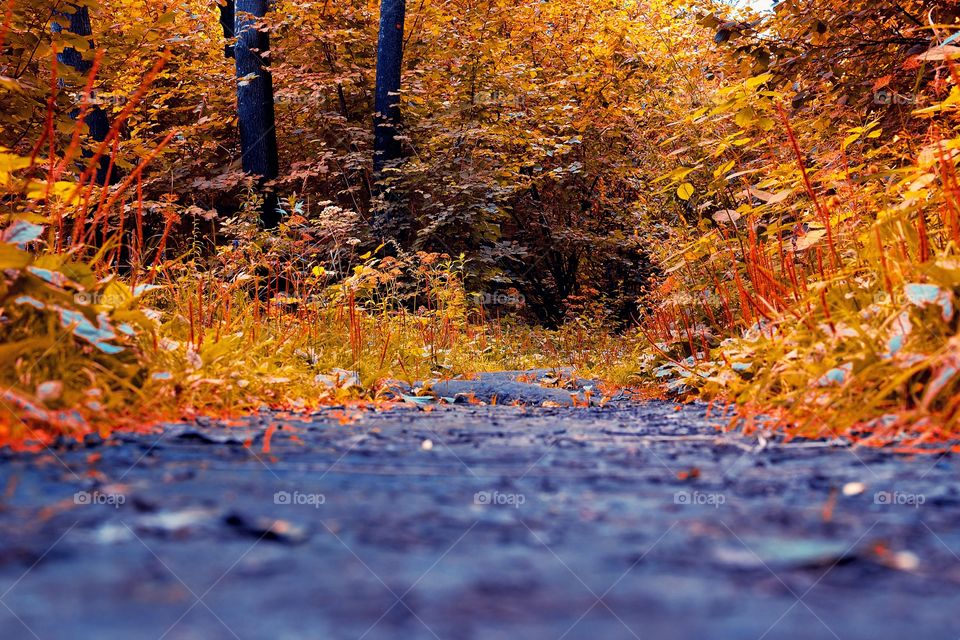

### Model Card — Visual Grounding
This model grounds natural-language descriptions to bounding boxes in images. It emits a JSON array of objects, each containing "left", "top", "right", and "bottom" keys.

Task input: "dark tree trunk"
[
  {"left": 234, "top": 0, "right": 281, "bottom": 228},
  {"left": 219, "top": 0, "right": 235, "bottom": 59},
  {"left": 51, "top": 5, "right": 112, "bottom": 185},
  {"left": 372, "top": 0, "right": 409, "bottom": 246}
]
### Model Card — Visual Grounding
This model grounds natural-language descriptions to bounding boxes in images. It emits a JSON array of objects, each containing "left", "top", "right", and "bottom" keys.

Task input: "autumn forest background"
[{"left": 2, "top": 0, "right": 960, "bottom": 450}]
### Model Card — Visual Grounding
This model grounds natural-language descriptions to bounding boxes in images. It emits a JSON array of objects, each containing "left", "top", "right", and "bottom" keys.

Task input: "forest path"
[{"left": 1, "top": 380, "right": 959, "bottom": 640}]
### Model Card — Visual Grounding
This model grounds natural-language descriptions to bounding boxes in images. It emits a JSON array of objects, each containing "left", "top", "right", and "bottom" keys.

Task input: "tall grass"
[{"left": 643, "top": 63, "right": 960, "bottom": 450}]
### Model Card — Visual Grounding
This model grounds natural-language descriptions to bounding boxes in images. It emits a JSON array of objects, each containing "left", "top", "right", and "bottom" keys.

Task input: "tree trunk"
[
  {"left": 234, "top": 0, "right": 280, "bottom": 228},
  {"left": 372, "top": 0, "right": 409, "bottom": 246},
  {"left": 51, "top": 5, "right": 112, "bottom": 185},
  {"left": 219, "top": 0, "right": 235, "bottom": 59}
]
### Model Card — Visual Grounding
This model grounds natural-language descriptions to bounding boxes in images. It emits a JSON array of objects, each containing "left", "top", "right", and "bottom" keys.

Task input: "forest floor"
[{"left": 1, "top": 373, "right": 959, "bottom": 640}]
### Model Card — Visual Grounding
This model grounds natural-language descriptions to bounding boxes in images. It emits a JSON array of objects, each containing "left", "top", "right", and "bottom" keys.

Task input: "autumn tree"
[
  {"left": 51, "top": 4, "right": 112, "bottom": 184},
  {"left": 372, "top": 0, "right": 408, "bottom": 245},
  {"left": 235, "top": 0, "right": 281, "bottom": 227}
]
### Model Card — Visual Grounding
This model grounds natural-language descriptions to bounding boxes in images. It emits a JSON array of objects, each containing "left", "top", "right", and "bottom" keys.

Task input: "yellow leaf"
[
  {"left": 0, "top": 243, "right": 32, "bottom": 269},
  {"left": 713, "top": 160, "right": 735, "bottom": 178},
  {"left": 735, "top": 107, "right": 756, "bottom": 128},
  {"left": 0, "top": 76, "right": 23, "bottom": 94},
  {"left": 0, "top": 152, "right": 31, "bottom": 173},
  {"left": 677, "top": 183, "right": 695, "bottom": 201},
  {"left": 745, "top": 73, "right": 772, "bottom": 90},
  {"left": 26, "top": 180, "right": 80, "bottom": 204}
]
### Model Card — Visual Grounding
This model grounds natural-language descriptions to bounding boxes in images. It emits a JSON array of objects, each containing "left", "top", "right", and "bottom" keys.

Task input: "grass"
[{"left": 638, "top": 70, "right": 960, "bottom": 452}]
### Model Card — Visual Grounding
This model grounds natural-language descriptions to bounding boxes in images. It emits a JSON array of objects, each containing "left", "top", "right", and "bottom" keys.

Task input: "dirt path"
[{"left": 1, "top": 386, "right": 959, "bottom": 639}]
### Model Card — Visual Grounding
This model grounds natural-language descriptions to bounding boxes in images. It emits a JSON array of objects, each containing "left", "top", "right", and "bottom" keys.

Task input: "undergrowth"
[
  {"left": 0, "top": 218, "right": 618, "bottom": 447},
  {"left": 0, "top": 67, "right": 613, "bottom": 449},
  {"left": 638, "top": 4, "right": 960, "bottom": 451}
]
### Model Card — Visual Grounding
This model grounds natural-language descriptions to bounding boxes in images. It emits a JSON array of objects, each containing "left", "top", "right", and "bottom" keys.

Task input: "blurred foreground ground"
[{"left": 1, "top": 379, "right": 959, "bottom": 639}]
